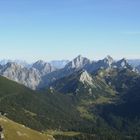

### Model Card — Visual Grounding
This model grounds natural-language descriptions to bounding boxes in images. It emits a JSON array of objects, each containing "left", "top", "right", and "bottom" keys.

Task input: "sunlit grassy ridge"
[{"left": 0, "top": 117, "right": 54, "bottom": 140}]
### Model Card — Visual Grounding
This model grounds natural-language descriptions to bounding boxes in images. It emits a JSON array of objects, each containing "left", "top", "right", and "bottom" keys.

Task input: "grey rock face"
[
  {"left": 0, "top": 60, "right": 57, "bottom": 90},
  {"left": 103, "top": 55, "right": 114, "bottom": 66},
  {"left": 32, "top": 60, "right": 56, "bottom": 76},
  {"left": 85, "top": 56, "right": 135, "bottom": 74},
  {"left": 79, "top": 70, "right": 94, "bottom": 86},
  {"left": 0, "top": 62, "right": 41, "bottom": 90},
  {"left": 37, "top": 55, "right": 91, "bottom": 88},
  {"left": 85, "top": 56, "right": 114, "bottom": 73},
  {"left": 114, "top": 58, "right": 132, "bottom": 69},
  {"left": 65, "top": 55, "right": 90, "bottom": 70}
]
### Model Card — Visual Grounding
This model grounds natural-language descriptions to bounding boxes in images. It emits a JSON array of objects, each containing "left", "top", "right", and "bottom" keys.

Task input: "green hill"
[
  {"left": 50, "top": 70, "right": 115, "bottom": 98},
  {"left": 0, "top": 76, "right": 82, "bottom": 131}
]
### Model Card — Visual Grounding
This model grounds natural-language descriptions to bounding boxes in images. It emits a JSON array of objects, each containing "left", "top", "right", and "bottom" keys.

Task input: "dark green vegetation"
[
  {"left": 50, "top": 70, "right": 115, "bottom": 98},
  {"left": 0, "top": 76, "right": 83, "bottom": 131},
  {"left": 0, "top": 67, "right": 140, "bottom": 140},
  {"left": 94, "top": 69, "right": 140, "bottom": 139}
]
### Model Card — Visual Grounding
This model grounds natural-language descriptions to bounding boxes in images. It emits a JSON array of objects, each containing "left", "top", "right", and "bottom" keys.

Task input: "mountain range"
[
  {"left": 0, "top": 55, "right": 140, "bottom": 140},
  {"left": 0, "top": 55, "right": 139, "bottom": 90}
]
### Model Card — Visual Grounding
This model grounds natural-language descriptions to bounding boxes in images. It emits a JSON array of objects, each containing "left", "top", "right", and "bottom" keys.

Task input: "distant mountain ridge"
[
  {"left": 0, "top": 55, "right": 139, "bottom": 90},
  {"left": 0, "top": 59, "right": 31, "bottom": 67},
  {"left": 32, "top": 60, "right": 57, "bottom": 75}
]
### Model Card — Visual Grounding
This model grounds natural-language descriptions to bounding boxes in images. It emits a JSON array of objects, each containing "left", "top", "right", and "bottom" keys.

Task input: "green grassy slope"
[
  {"left": 0, "top": 116, "right": 54, "bottom": 140},
  {"left": 0, "top": 76, "right": 82, "bottom": 131}
]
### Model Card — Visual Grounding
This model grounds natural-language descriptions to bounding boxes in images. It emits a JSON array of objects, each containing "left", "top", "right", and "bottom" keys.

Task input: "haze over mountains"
[{"left": 0, "top": 55, "right": 139, "bottom": 90}]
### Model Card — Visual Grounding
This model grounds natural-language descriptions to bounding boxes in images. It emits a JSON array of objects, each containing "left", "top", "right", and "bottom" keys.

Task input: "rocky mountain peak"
[
  {"left": 103, "top": 55, "right": 114, "bottom": 66},
  {"left": 120, "top": 58, "right": 127, "bottom": 62},
  {"left": 65, "top": 55, "right": 90, "bottom": 69},
  {"left": 33, "top": 60, "right": 46, "bottom": 66},
  {"left": 115, "top": 58, "right": 129, "bottom": 68},
  {"left": 7, "top": 62, "right": 16, "bottom": 66},
  {"left": 6, "top": 62, "right": 23, "bottom": 68},
  {"left": 32, "top": 60, "right": 56, "bottom": 75},
  {"left": 77, "top": 55, "right": 82, "bottom": 59},
  {"left": 79, "top": 70, "right": 93, "bottom": 86}
]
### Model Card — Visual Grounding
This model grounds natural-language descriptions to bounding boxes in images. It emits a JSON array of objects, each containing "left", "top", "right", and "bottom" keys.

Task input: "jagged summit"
[
  {"left": 0, "top": 62, "right": 24, "bottom": 73},
  {"left": 0, "top": 55, "right": 139, "bottom": 90},
  {"left": 65, "top": 55, "right": 90, "bottom": 69},
  {"left": 103, "top": 55, "right": 114, "bottom": 66},
  {"left": 104, "top": 55, "right": 114, "bottom": 62},
  {"left": 77, "top": 54, "right": 82, "bottom": 58},
  {"left": 34, "top": 60, "right": 45, "bottom": 65},
  {"left": 5, "top": 62, "right": 23, "bottom": 68},
  {"left": 104, "top": 55, "right": 113, "bottom": 60},
  {"left": 32, "top": 60, "right": 56, "bottom": 75},
  {"left": 115, "top": 58, "right": 130, "bottom": 69}
]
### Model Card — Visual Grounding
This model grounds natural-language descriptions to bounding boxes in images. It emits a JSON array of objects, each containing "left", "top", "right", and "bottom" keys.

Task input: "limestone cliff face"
[{"left": 0, "top": 62, "right": 41, "bottom": 90}]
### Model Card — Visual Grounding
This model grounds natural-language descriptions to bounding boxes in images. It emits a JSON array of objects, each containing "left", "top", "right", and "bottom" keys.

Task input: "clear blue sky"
[{"left": 0, "top": 0, "right": 140, "bottom": 62}]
